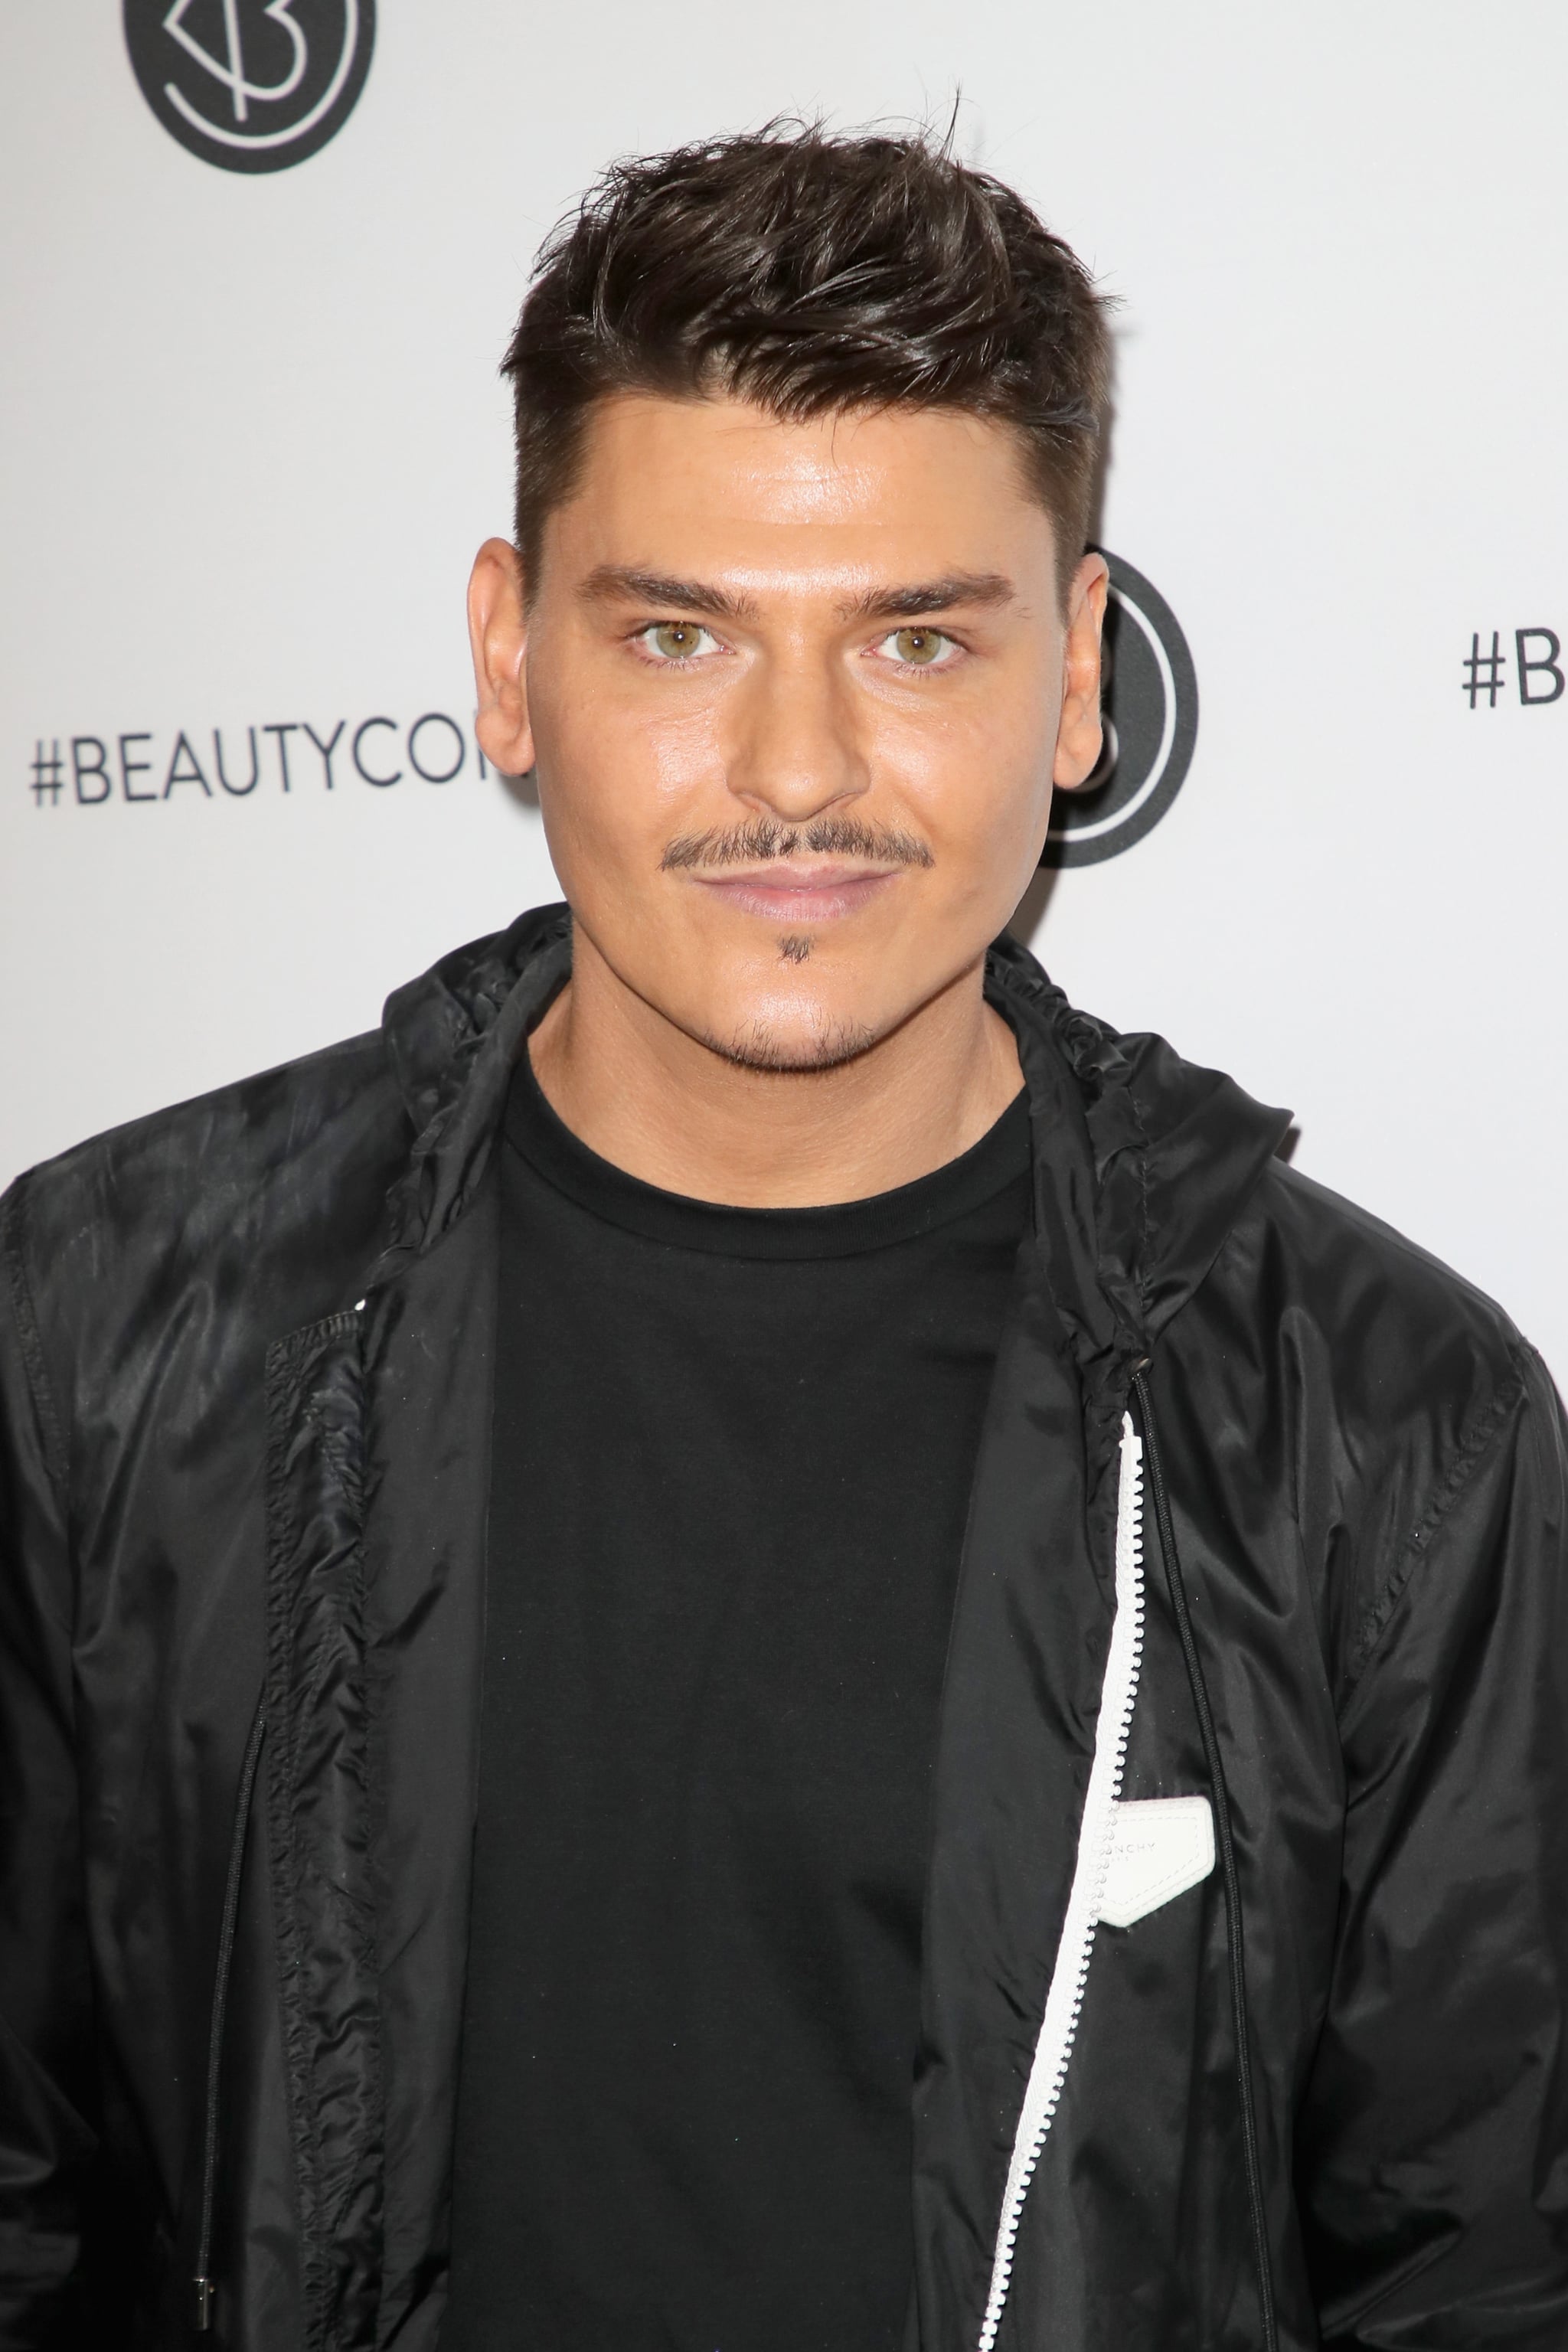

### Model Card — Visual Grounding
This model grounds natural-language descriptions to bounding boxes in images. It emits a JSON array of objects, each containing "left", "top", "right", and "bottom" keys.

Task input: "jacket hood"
[
  {"left": 371, "top": 904, "right": 1292, "bottom": 1358},
  {"left": 982, "top": 931, "right": 1292, "bottom": 1351}
]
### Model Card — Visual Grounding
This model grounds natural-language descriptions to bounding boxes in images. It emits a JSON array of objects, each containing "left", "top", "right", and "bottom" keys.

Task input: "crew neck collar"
[{"left": 503, "top": 1047, "right": 1031, "bottom": 1263}]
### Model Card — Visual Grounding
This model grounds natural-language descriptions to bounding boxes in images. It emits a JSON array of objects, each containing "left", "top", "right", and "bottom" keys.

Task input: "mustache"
[{"left": 661, "top": 816, "right": 933, "bottom": 873}]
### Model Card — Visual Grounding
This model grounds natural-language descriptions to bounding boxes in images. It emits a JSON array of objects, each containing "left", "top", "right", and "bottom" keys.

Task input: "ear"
[
  {"left": 1052, "top": 551, "right": 1110, "bottom": 790},
  {"left": 469, "top": 538, "right": 535, "bottom": 776}
]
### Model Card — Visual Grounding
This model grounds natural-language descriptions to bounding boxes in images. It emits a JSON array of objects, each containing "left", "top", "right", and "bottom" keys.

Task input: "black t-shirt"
[{"left": 446, "top": 1051, "right": 1031, "bottom": 2352}]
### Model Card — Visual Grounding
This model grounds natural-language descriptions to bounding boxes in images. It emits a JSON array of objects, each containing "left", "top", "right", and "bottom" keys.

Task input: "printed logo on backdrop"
[
  {"left": 1461, "top": 629, "right": 1564, "bottom": 708},
  {"left": 1042, "top": 551, "right": 1199, "bottom": 869},
  {"left": 123, "top": 1, "right": 375, "bottom": 173},
  {"left": 26, "top": 711, "right": 489, "bottom": 808}
]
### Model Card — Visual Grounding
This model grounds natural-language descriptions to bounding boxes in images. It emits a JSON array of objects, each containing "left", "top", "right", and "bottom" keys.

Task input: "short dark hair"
[{"left": 501, "top": 124, "right": 1111, "bottom": 606}]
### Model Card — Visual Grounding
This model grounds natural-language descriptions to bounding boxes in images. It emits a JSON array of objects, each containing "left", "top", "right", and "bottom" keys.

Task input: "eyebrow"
[
  {"left": 576, "top": 565, "right": 1018, "bottom": 623},
  {"left": 577, "top": 567, "right": 759, "bottom": 619},
  {"left": 839, "top": 573, "right": 1017, "bottom": 621}
]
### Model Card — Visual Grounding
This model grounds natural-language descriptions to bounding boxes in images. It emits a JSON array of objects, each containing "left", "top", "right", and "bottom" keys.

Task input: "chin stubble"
[{"left": 697, "top": 1011, "right": 880, "bottom": 1075}]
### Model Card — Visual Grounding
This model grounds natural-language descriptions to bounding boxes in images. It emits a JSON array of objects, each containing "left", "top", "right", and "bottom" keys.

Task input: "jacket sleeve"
[
  {"left": 1300, "top": 1341, "right": 1568, "bottom": 2349},
  {"left": 0, "top": 1181, "right": 96, "bottom": 2344}
]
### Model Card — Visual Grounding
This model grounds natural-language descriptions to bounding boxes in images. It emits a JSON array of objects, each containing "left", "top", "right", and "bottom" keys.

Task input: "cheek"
[
  {"left": 534, "top": 655, "right": 728, "bottom": 829},
  {"left": 534, "top": 717, "right": 728, "bottom": 930},
  {"left": 884, "top": 696, "right": 1056, "bottom": 865}
]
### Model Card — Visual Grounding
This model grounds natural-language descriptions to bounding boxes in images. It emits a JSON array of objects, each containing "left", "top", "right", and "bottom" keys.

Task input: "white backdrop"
[{"left": 3, "top": 4, "right": 1565, "bottom": 1377}]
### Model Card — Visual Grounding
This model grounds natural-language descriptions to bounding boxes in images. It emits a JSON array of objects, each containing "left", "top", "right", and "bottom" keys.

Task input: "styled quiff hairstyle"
[{"left": 502, "top": 124, "right": 1111, "bottom": 607}]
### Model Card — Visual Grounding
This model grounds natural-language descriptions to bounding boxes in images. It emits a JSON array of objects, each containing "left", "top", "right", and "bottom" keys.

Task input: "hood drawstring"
[
  {"left": 191, "top": 1690, "right": 268, "bottom": 2333},
  {"left": 1132, "top": 1369, "right": 1279, "bottom": 2352}
]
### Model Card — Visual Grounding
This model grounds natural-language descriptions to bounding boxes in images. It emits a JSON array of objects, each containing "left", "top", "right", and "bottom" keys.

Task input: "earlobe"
[
  {"left": 468, "top": 537, "right": 536, "bottom": 777},
  {"left": 1052, "top": 724, "right": 1102, "bottom": 793}
]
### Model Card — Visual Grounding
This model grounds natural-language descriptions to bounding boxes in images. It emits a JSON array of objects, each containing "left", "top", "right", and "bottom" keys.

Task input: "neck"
[{"left": 527, "top": 929, "right": 1024, "bottom": 1207}]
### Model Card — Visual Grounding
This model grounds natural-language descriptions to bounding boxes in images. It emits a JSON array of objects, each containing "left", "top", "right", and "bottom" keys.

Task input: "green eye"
[
  {"left": 648, "top": 622, "right": 707, "bottom": 660},
  {"left": 890, "top": 627, "right": 950, "bottom": 666}
]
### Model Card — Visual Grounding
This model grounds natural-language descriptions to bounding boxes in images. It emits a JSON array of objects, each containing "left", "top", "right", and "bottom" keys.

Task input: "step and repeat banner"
[{"left": 2, "top": 4, "right": 1564, "bottom": 1377}]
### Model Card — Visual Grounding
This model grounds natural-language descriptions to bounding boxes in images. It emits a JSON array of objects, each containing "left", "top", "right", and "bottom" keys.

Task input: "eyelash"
[
  {"left": 871, "top": 628, "right": 962, "bottom": 671},
  {"left": 630, "top": 623, "right": 966, "bottom": 671},
  {"left": 632, "top": 622, "right": 724, "bottom": 666}
]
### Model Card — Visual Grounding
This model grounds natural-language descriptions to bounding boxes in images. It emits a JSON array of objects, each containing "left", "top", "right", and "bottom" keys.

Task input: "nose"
[{"left": 723, "top": 643, "right": 871, "bottom": 825}]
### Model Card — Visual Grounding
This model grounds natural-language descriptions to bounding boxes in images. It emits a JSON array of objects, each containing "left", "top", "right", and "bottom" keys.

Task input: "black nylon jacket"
[{"left": 2, "top": 905, "right": 1566, "bottom": 2350}]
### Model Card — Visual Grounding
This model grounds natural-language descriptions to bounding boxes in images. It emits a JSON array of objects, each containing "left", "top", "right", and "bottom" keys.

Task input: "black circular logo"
[
  {"left": 124, "top": 1, "right": 374, "bottom": 174},
  {"left": 1042, "top": 550, "right": 1198, "bottom": 868}
]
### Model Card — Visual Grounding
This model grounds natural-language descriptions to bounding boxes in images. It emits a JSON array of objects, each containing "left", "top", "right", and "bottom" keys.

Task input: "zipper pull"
[{"left": 192, "top": 2274, "right": 214, "bottom": 2331}]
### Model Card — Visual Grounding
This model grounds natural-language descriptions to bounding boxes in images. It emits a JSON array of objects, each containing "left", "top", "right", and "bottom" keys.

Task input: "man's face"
[{"left": 472, "top": 393, "right": 1106, "bottom": 1070}]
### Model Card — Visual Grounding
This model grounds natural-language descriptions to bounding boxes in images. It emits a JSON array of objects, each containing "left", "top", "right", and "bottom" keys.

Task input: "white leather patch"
[{"left": 1097, "top": 1795, "right": 1215, "bottom": 1929}]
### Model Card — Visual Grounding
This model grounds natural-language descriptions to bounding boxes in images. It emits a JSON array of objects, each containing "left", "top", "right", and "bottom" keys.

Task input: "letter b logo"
[{"left": 124, "top": 0, "right": 375, "bottom": 174}]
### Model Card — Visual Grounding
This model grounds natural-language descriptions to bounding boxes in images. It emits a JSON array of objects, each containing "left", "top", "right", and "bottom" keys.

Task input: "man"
[{"left": 2, "top": 124, "right": 1565, "bottom": 2352}]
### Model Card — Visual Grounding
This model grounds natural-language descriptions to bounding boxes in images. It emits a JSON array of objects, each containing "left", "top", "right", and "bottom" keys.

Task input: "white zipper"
[{"left": 975, "top": 1413, "right": 1147, "bottom": 2352}]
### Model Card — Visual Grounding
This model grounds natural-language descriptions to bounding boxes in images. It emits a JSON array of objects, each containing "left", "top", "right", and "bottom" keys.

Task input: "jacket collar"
[
  {"left": 984, "top": 932, "right": 1292, "bottom": 1349},
  {"left": 366, "top": 903, "right": 571, "bottom": 1288},
  {"left": 370, "top": 905, "right": 1291, "bottom": 1356}
]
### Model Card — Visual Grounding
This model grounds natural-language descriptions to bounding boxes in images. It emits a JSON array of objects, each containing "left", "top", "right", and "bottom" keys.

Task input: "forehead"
[{"left": 549, "top": 391, "right": 1056, "bottom": 589}]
